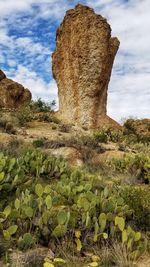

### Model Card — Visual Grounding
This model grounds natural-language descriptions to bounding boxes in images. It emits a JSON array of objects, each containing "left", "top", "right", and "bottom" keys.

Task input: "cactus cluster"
[{"left": 0, "top": 150, "right": 149, "bottom": 266}]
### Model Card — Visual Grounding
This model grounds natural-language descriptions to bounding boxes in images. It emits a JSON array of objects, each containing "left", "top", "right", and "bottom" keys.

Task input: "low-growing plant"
[
  {"left": 51, "top": 124, "right": 57, "bottom": 130},
  {"left": 33, "top": 138, "right": 46, "bottom": 148},
  {"left": 59, "top": 123, "right": 72, "bottom": 133},
  {"left": 0, "top": 118, "right": 7, "bottom": 128},
  {"left": 94, "top": 130, "right": 108, "bottom": 143},
  {"left": 16, "top": 106, "right": 32, "bottom": 126},
  {"left": 111, "top": 242, "right": 135, "bottom": 267},
  {"left": 94, "top": 128, "right": 124, "bottom": 144},
  {"left": 0, "top": 150, "right": 148, "bottom": 266},
  {"left": 38, "top": 113, "right": 60, "bottom": 124},
  {"left": 5, "top": 122, "right": 17, "bottom": 135},
  {"left": 0, "top": 118, "right": 16, "bottom": 135},
  {"left": 106, "top": 153, "right": 150, "bottom": 184},
  {"left": 124, "top": 119, "right": 150, "bottom": 143},
  {"left": 120, "top": 186, "right": 150, "bottom": 230}
]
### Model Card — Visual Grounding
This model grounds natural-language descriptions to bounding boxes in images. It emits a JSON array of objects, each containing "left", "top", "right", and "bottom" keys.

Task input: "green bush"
[
  {"left": 0, "top": 151, "right": 146, "bottom": 259},
  {"left": 16, "top": 99, "right": 57, "bottom": 126},
  {"left": 5, "top": 123, "right": 16, "bottom": 135},
  {"left": 106, "top": 154, "right": 150, "bottom": 183},
  {"left": 120, "top": 186, "right": 150, "bottom": 230},
  {"left": 124, "top": 119, "right": 136, "bottom": 134},
  {"left": 30, "top": 98, "right": 56, "bottom": 113},
  {"left": 124, "top": 119, "right": 150, "bottom": 143},
  {"left": 106, "top": 128, "right": 124, "bottom": 143},
  {"left": 16, "top": 106, "right": 32, "bottom": 126},
  {"left": 0, "top": 118, "right": 7, "bottom": 128},
  {"left": 0, "top": 149, "right": 148, "bottom": 265},
  {"left": 0, "top": 117, "right": 16, "bottom": 135},
  {"left": 94, "top": 130, "right": 108, "bottom": 143},
  {"left": 94, "top": 128, "right": 124, "bottom": 144},
  {"left": 39, "top": 113, "right": 60, "bottom": 124},
  {"left": 33, "top": 138, "right": 45, "bottom": 148}
]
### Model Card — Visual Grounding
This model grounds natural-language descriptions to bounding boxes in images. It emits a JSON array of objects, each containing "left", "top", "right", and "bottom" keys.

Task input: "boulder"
[
  {"left": 48, "top": 147, "right": 84, "bottom": 167},
  {"left": 52, "top": 4, "right": 120, "bottom": 128},
  {"left": 0, "top": 70, "right": 32, "bottom": 109}
]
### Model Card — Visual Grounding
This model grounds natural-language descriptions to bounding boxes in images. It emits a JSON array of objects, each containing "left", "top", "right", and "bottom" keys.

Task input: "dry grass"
[{"left": 111, "top": 242, "right": 136, "bottom": 267}]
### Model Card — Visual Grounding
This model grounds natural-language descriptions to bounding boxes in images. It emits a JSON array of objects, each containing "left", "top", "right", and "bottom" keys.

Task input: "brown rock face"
[
  {"left": 52, "top": 4, "right": 120, "bottom": 128},
  {"left": 0, "top": 70, "right": 32, "bottom": 109}
]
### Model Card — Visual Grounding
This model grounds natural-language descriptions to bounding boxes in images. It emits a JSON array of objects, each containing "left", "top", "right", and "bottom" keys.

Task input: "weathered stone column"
[{"left": 52, "top": 4, "right": 120, "bottom": 128}]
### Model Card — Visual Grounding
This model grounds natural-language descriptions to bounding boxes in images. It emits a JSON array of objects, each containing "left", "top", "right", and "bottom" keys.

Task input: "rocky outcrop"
[
  {"left": 52, "top": 4, "right": 120, "bottom": 128},
  {"left": 0, "top": 70, "right": 32, "bottom": 109}
]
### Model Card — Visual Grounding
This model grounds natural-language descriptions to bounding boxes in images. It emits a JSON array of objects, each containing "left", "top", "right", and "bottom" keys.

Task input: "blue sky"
[{"left": 0, "top": 0, "right": 150, "bottom": 122}]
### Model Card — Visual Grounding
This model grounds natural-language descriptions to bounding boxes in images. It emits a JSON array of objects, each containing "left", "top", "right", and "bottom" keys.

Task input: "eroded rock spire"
[{"left": 52, "top": 4, "right": 120, "bottom": 128}]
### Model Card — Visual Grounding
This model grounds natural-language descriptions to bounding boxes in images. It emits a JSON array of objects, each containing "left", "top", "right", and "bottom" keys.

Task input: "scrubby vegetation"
[
  {"left": 16, "top": 99, "right": 58, "bottom": 127},
  {"left": 0, "top": 146, "right": 149, "bottom": 266},
  {"left": 0, "top": 101, "right": 149, "bottom": 266},
  {"left": 0, "top": 114, "right": 17, "bottom": 135}
]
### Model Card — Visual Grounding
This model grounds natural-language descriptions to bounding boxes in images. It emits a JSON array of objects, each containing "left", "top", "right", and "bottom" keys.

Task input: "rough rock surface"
[
  {"left": 0, "top": 70, "right": 31, "bottom": 109},
  {"left": 52, "top": 4, "right": 120, "bottom": 128},
  {"left": 49, "top": 147, "right": 83, "bottom": 167}
]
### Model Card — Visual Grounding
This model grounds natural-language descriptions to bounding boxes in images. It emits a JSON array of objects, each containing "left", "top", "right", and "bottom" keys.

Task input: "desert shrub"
[
  {"left": 0, "top": 173, "right": 138, "bottom": 240},
  {"left": 78, "top": 135, "right": 100, "bottom": 148},
  {"left": 33, "top": 138, "right": 45, "bottom": 148},
  {"left": 106, "top": 154, "right": 150, "bottom": 184},
  {"left": 0, "top": 138, "right": 30, "bottom": 158},
  {"left": 38, "top": 113, "right": 60, "bottom": 124},
  {"left": 0, "top": 118, "right": 7, "bottom": 128},
  {"left": 118, "top": 143, "right": 129, "bottom": 152},
  {"left": 5, "top": 122, "right": 16, "bottom": 135},
  {"left": 16, "top": 99, "right": 57, "bottom": 126},
  {"left": 94, "top": 128, "right": 124, "bottom": 144},
  {"left": 120, "top": 186, "right": 150, "bottom": 230},
  {"left": 106, "top": 128, "right": 124, "bottom": 143},
  {"left": 64, "top": 135, "right": 105, "bottom": 153},
  {"left": 16, "top": 106, "right": 32, "bottom": 126},
  {"left": 0, "top": 150, "right": 69, "bottom": 201},
  {"left": 51, "top": 124, "right": 57, "bottom": 130},
  {"left": 94, "top": 130, "right": 108, "bottom": 143},
  {"left": 131, "top": 142, "right": 150, "bottom": 154},
  {"left": 44, "top": 135, "right": 105, "bottom": 154},
  {"left": 111, "top": 242, "right": 135, "bottom": 267},
  {"left": 0, "top": 150, "right": 148, "bottom": 266},
  {"left": 59, "top": 123, "right": 72, "bottom": 133},
  {"left": 0, "top": 118, "right": 16, "bottom": 135},
  {"left": 30, "top": 98, "right": 56, "bottom": 113},
  {"left": 124, "top": 119, "right": 136, "bottom": 134},
  {"left": 124, "top": 119, "right": 150, "bottom": 143}
]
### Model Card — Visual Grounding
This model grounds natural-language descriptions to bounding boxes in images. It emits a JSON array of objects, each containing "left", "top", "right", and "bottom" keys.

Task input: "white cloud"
[
  {"left": 108, "top": 72, "right": 150, "bottom": 121},
  {"left": 15, "top": 37, "right": 51, "bottom": 55},
  {"left": 86, "top": 0, "right": 150, "bottom": 120},
  {"left": 0, "top": 0, "right": 70, "bottom": 19},
  {"left": 0, "top": 0, "right": 150, "bottom": 121},
  {"left": 6, "top": 65, "right": 58, "bottom": 103}
]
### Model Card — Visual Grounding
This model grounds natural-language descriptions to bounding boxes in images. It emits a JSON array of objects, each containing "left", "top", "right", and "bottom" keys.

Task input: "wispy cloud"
[
  {"left": 87, "top": 0, "right": 150, "bottom": 120},
  {"left": 0, "top": 0, "right": 149, "bottom": 121},
  {"left": 7, "top": 65, "right": 58, "bottom": 102}
]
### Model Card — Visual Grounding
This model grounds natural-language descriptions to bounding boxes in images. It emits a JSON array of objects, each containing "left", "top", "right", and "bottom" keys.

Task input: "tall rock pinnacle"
[{"left": 52, "top": 4, "right": 120, "bottom": 128}]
